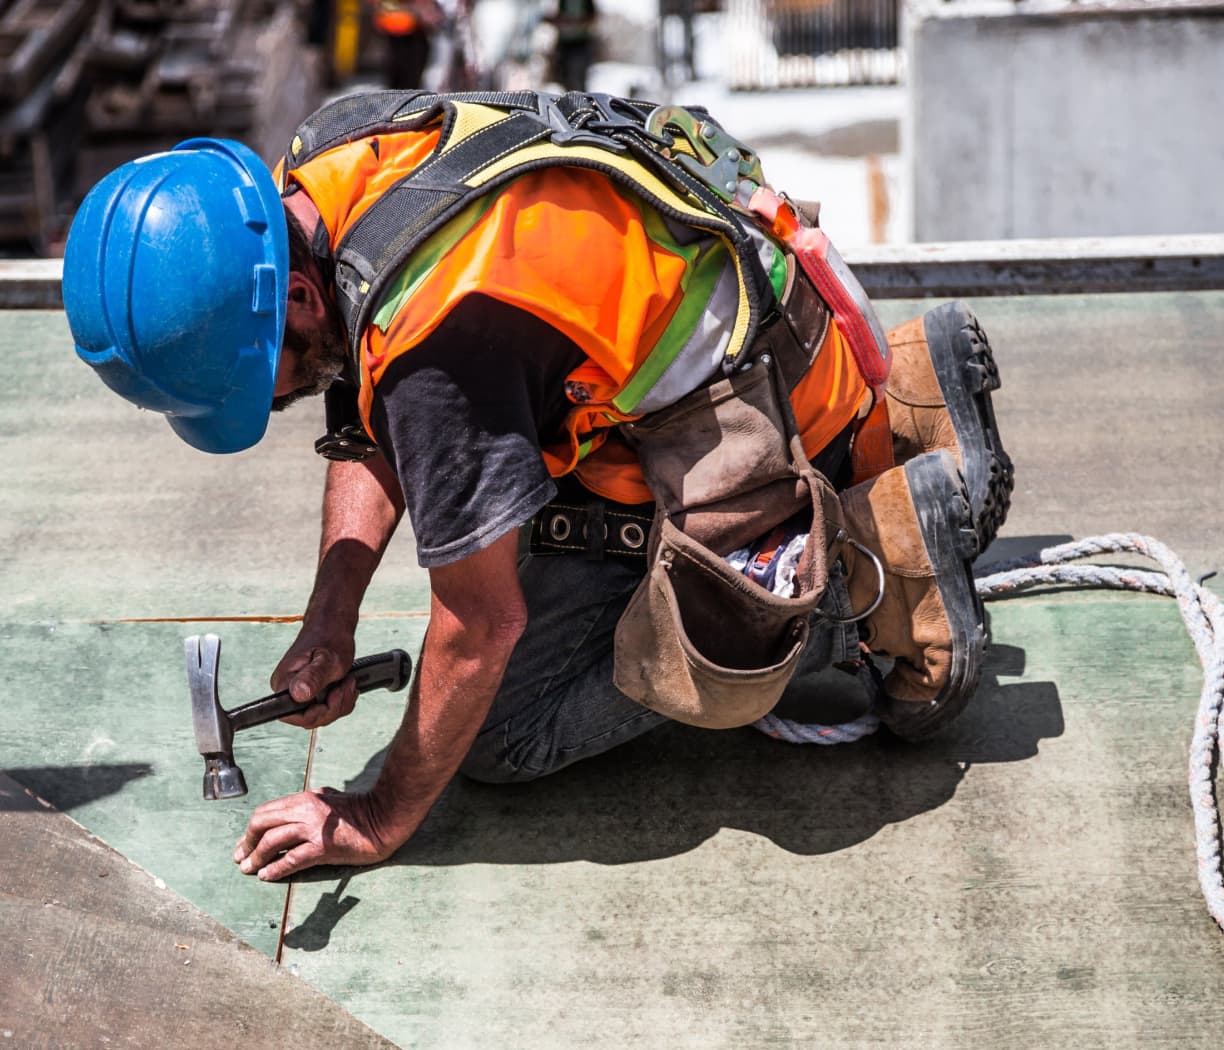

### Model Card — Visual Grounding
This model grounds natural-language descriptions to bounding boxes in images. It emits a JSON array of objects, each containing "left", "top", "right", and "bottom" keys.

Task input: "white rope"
[
  {"left": 754, "top": 709, "right": 880, "bottom": 744},
  {"left": 753, "top": 532, "right": 1224, "bottom": 934}
]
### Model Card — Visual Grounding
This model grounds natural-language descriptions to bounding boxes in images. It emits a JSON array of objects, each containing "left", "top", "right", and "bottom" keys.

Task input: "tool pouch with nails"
[{"left": 614, "top": 351, "right": 844, "bottom": 729}]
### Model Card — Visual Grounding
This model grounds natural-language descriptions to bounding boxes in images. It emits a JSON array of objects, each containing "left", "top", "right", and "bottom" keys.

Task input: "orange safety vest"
[{"left": 280, "top": 93, "right": 870, "bottom": 504}]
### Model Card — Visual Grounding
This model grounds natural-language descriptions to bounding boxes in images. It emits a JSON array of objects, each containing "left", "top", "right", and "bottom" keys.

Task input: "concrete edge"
[
  {"left": 848, "top": 234, "right": 1224, "bottom": 298},
  {"left": 8, "top": 234, "right": 1224, "bottom": 307},
  {"left": 0, "top": 771, "right": 401, "bottom": 1049}
]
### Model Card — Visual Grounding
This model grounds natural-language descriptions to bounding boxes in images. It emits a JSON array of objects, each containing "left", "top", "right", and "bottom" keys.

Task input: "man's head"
[{"left": 62, "top": 137, "right": 325, "bottom": 454}]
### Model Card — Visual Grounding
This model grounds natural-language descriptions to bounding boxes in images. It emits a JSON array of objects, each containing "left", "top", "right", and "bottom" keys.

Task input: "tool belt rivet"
[
  {"left": 549, "top": 515, "right": 571, "bottom": 542},
  {"left": 620, "top": 522, "right": 646, "bottom": 549}
]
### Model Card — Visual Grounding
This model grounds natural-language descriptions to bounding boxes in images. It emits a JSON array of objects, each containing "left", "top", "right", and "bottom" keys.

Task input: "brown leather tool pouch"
[{"left": 613, "top": 352, "right": 842, "bottom": 729}]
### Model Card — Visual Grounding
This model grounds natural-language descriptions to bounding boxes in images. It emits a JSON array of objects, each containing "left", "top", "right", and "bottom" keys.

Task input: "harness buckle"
[
  {"left": 643, "top": 105, "right": 765, "bottom": 202},
  {"left": 314, "top": 380, "right": 378, "bottom": 462},
  {"left": 535, "top": 92, "right": 630, "bottom": 152}
]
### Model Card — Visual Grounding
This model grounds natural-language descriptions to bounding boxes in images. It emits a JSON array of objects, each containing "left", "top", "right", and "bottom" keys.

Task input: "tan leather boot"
[
  {"left": 884, "top": 301, "right": 1014, "bottom": 554},
  {"left": 840, "top": 449, "right": 984, "bottom": 739}
]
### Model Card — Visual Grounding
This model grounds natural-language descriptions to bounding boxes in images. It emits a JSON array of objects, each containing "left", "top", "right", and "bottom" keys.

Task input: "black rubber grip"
[{"left": 227, "top": 649, "right": 413, "bottom": 733}]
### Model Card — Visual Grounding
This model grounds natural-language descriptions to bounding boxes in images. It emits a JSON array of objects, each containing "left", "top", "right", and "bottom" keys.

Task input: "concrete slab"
[
  {"left": 0, "top": 773, "right": 396, "bottom": 1049},
  {"left": 1, "top": 311, "right": 426, "bottom": 621}
]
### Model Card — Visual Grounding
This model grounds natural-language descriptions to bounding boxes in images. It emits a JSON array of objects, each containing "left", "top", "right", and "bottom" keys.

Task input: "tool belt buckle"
[{"left": 644, "top": 104, "right": 765, "bottom": 203}]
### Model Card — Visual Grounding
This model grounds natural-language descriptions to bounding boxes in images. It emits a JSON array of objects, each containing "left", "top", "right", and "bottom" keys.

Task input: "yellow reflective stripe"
[
  {"left": 428, "top": 103, "right": 513, "bottom": 149},
  {"left": 465, "top": 138, "right": 724, "bottom": 231}
]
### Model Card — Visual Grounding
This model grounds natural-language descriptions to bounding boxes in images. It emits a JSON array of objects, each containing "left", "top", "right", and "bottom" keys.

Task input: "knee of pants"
[{"left": 457, "top": 732, "right": 549, "bottom": 786}]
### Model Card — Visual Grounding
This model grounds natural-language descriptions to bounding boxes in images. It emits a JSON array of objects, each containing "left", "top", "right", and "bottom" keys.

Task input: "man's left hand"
[{"left": 233, "top": 787, "right": 400, "bottom": 880}]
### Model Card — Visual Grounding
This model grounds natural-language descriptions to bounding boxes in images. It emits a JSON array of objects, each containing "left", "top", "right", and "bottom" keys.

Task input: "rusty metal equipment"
[{"left": 0, "top": 0, "right": 316, "bottom": 253}]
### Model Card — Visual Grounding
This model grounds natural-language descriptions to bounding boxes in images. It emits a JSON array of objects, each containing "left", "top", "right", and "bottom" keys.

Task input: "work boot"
[
  {"left": 840, "top": 449, "right": 985, "bottom": 739},
  {"left": 884, "top": 301, "right": 1014, "bottom": 554}
]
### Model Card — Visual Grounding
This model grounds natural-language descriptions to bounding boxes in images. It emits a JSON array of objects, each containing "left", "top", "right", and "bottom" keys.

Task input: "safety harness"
[
  {"left": 282, "top": 89, "right": 779, "bottom": 380},
  {"left": 286, "top": 89, "right": 892, "bottom": 477}
]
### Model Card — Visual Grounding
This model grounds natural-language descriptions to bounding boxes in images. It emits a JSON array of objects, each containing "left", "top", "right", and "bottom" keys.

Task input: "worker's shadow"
[
  {"left": 316, "top": 629, "right": 1061, "bottom": 870},
  {"left": 269, "top": 535, "right": 1071, "bottom": 948},
  {"left": 285, "top": 631, "right": 1061, "bottom": 948}
]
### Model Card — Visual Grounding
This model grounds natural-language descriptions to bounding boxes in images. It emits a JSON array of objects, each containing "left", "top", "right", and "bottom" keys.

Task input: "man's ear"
[{"left": 286, "top": 270, "right": 328, "bottom": 325}]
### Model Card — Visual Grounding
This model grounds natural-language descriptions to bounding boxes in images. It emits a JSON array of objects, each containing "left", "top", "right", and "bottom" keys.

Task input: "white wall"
[{"left": 907, "top": 1, "right": 1224, "bottom": 241}]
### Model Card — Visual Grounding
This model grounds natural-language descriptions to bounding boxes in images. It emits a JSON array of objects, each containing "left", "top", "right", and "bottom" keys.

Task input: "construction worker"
[
  {"left": 62, "top": 90, "right": 1012, "bottom": 880},
  {"left": 368, "top": 0, "right": 444, "bottom": 89},
  {"left": 546, "top": 0, "right": 599, "bottom": 92}
]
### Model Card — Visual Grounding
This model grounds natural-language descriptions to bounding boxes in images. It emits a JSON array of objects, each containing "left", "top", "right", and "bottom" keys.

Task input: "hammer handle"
[{"left": 227, "top": 649, "right": 413, "bottom": 733}]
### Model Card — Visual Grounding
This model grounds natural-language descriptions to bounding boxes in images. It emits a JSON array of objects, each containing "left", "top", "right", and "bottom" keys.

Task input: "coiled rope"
[{"left": 753, "top": 532, "right": 1224, "bottom": 933}]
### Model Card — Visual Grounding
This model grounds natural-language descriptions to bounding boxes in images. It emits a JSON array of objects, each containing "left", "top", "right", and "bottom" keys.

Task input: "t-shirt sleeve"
[{"left": 366, "top": 296, "right": 583, "bottom": 568}]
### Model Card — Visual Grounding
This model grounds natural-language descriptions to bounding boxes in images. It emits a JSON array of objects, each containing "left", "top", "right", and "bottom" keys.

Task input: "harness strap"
[
  {"left": 752, "top": 253, "right": 831, "bottom": 392},
  {"left": 331, "top": 109, "right": 557, "bottom": 332}
]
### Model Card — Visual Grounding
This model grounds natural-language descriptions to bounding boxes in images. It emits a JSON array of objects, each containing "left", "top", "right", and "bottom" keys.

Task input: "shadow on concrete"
[
  {"left": 977, "top": 532, "right": 1075, "bottom": 568},
  {"left": 283, "top": 875, "right": 361, "bottom": 952},
  {"left": 295, "top": 640, "right": 1062, "bottom": 880},
  {"left": 1, "top": 763, "right": 155, "bottom": 811}
]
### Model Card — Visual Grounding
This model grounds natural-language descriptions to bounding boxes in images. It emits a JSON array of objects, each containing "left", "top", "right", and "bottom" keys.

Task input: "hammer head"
[{"left": 185, "top": 634, "right": 248, "bottom": 800}]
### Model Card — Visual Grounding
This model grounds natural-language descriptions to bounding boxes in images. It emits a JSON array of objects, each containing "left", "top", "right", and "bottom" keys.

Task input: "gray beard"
[{"left": 271, "top": 327, "right": 348, "bottom": 413}]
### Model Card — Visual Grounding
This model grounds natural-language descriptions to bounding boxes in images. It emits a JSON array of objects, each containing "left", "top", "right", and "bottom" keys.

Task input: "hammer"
[{"left": 185, "top": 634, "right": 412, "bottom": 800}]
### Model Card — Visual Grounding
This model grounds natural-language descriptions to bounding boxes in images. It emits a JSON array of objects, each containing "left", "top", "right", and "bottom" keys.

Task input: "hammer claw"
[{"left": 186, "top": 634, "right": 227, "bottom": 755}]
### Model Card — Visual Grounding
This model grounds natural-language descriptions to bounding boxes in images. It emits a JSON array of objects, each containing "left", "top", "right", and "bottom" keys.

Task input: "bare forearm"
[
  {"left": 368, "top": 531, "right": 528, "bottom": 845},
  {"left": 368, "top": 616, "right": 518, "bottom": 842},
  {"left": 304, "top": 455, "right": 405, "bottom": 629},
  {"left": 236, "top": 531, "right": 527, "bottom": 877}
]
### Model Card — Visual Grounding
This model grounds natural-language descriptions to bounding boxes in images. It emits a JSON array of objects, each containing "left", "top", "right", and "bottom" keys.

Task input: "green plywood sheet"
[
  {"left": 0, "top": 620, "right": 317, "bottom": 956},
  {"left": 4, "top": 290, "right": 1223, "bottom": 1047},
  {"left": 283, "top": 596, "right": 1223, "bottom": 1049},
  {"left": 874, "top": 292, "right": 1224, "bottom": 569}
]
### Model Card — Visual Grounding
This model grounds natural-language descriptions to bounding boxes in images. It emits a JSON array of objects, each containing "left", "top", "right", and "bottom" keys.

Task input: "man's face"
[{"left": 271, "top": 314, "right": 348, "bottom": 412}]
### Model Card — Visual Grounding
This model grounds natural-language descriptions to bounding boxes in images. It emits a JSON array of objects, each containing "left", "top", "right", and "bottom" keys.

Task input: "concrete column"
[{"left": 907, "top": 0, "right": 1224, "bottom": 241}]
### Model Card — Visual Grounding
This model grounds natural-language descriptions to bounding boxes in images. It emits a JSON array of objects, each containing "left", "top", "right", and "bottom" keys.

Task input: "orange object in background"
[
  {"left": 372, "top": 2, "right": 419, "bottom": 35},
  {"left": 370, "top": 1, "right": 443, "bottom": 36}
]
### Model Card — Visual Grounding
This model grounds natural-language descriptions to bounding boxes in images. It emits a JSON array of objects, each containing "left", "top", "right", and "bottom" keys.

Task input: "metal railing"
[
  {"left": 724, "top": 0, "right": 902, "bottom": 90},
  {"left": 15, "top": 235, "right": 1224, "bottom": 309}
]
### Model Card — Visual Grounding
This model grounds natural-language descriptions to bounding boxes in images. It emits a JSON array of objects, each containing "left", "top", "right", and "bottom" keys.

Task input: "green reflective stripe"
[
  {"left": 371, "top": 193, "right": 500, "bottom": 331},
  {"left": 609, "top": 209, "right": 724, "bottom": 413},
  {"left": 575, "top": 435, "right": 597, "bottom": 460},
  {"left": 766, "top": 242, "right": 788, "bottom": 300},
  {"left": 612, "top": 236, "right": 729, "bottom": 413}
]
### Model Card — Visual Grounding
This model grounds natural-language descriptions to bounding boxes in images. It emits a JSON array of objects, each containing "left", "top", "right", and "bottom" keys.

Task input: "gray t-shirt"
[{"left": 367, "top": 295, "right": 585, "bottom": 568}]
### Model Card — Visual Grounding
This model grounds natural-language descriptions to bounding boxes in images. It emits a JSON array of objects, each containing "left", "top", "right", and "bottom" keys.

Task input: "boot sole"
[
  {"left": 880, "top": 450, "right": 985, "bottom": 740},
  {"left": 921, "top": 302, "right": 1015, "bottom": 555}
]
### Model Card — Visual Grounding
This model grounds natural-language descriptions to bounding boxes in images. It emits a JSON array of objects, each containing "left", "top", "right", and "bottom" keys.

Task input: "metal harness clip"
[{"left": 643, "top": 104, "right": 766, "bottom": 202}]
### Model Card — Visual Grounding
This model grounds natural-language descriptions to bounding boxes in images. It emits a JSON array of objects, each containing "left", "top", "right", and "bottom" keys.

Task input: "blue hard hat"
[{"left": 63, "top": 138, "right": 288, "bottom": 454}]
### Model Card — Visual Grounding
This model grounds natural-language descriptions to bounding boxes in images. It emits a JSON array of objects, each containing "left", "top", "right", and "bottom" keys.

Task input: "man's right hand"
[{"left": 271, "top": 628, "right": 358, "bottom": 730}]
